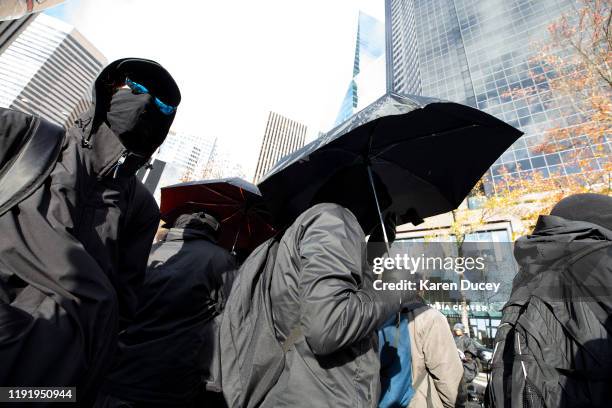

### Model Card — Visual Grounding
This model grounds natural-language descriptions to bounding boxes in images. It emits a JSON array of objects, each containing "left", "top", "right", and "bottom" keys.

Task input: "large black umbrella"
[
  {"left": 160, "top": 178, "right": 275, "bottom": 253},
  {"left": 258, "top": 92, "right": 522, "bottom": 237}
]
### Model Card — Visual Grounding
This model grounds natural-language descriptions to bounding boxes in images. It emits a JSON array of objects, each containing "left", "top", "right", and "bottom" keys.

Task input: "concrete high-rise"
[
  {"left": 0, "top": 13, "right": 106, "bottom": 127},
  {"left": 0, "top": 13, "right": 34, "bottom": 51},
  {"left": 386, "top": 0, "right": 608, "bottom": 193},
  {"left": 253, "top": 111, "right": 307, "bottom": 183},
  {"left": 141, "top": 130, "right": 218, "bottom": 199}
]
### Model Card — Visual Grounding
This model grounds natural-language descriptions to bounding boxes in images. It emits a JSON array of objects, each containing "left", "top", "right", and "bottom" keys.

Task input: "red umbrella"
[{"left": 160, "top": 178, "right": 275, "bottom": 254}]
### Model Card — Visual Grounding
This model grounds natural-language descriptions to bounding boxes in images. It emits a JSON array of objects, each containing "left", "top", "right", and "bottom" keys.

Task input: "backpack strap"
[
  {"left": 242, "top": 237, "right": 285, "bottom": 408},
  {"left": 0, "top": 115, "right": 64, "bottom": 217},
  {"left": 263, "top": 237, "right": 303, "bottom": 355}
]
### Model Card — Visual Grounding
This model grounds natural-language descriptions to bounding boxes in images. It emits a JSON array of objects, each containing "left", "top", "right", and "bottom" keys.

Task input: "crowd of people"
[{"left": 0, "top": 58, "right": 610, "bottom": 408}]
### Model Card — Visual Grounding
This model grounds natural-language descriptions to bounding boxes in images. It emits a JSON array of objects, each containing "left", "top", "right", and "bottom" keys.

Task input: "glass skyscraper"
[
  {"left": 335, "top": 11, "right": 386, "bottom": 126},
  {"left": 386, "top": 0, "right": 609, "bottom": 193}
]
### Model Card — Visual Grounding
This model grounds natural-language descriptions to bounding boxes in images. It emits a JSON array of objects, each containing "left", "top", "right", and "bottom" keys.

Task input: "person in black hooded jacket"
[
  {"left": 487, "top": 193, "right": 612, "bottom": 408},
  {"left": 96, "top": 211, "right": 237, "bottom": 408},
  {"left": 0, "top": 58, "right": 180, "bottom": 405}
]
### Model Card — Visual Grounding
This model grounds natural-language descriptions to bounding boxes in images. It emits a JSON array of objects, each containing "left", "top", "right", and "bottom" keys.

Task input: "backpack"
[
  {"left": 486, "top": 242, "right": 612, "bottom": 408},
  {"left": 219, "top": 236, "right": 301, "bottom": 408},
  {"left": 0, "top": 111, "right": 64, "bottom": 217}
]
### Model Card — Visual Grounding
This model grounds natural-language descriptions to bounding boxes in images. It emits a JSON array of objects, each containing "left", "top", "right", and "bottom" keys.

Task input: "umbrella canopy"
[
  {"left": 160, "top": 177, "right": 275, "bottom": 253},
  {"left": 258, "top": 92, "right": 522, "bottom": 231}
]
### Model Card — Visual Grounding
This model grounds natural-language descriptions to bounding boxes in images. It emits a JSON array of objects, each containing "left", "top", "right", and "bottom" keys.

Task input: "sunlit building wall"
[
  {"left": 253, "top": 111, "right": 307, "bottom": 183},
  {"left": 0, "top": 13, "right": 105, "bottom": 127}
]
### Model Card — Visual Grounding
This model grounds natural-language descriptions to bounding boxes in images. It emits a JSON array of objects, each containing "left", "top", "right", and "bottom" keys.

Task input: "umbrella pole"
[
  {"left": 366, "top": 165, "right": 390, "bottom": 255},
  {"left": 368, "top": 165, "right": 403, "bottom": 315},
  {"left": 231, "top": 228, "right": 240, "bottom": 255}
]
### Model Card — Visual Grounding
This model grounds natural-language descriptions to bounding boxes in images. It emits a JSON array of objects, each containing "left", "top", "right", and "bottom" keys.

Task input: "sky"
[{"left": 45, "top": 0, "right": 386, "bottom": 179}]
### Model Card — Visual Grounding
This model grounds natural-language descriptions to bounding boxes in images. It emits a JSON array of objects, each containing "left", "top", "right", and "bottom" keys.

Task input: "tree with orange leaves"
[{"left": 501, "top": 0, "right": 610, "bottom": 191}]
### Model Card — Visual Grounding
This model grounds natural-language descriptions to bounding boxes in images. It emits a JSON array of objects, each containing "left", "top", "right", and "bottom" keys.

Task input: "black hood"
[
  {"left": 514, "top": 215, "right": 612, "bottom": 270},
  {"left": 91, "top": 58, "right": 181, "bottom": 132},
  {"left": 78, "top": 58, "right": 181, "bottom": 177},
  {"left": 550, "top": 193, "right": 612, "bottom": 231},
  {"left": 510, "top": 214, "right": 612, "bottom": 303}
]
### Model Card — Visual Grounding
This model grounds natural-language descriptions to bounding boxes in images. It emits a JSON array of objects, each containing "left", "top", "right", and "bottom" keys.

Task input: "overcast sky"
[{"left": 46, "top": 0, "right": 385, "bottom": 179}]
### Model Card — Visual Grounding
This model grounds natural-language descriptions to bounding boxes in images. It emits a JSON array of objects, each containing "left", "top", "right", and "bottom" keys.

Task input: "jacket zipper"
[{"left": 113, "top": 151, "right": 128, "bottom": 179}]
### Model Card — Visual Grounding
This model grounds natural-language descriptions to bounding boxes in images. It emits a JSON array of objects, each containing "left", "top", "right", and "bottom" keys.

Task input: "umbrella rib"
[
  {"left": 221, "top": 209, "right": 244, "bottom": 223},
  {"left": 371, "top": 154, "right": 459, "bottom": 207},
  {"left": 192, "top": 202, "right": 240, "bottom": 208},
  {"left": 301, "top": 124, "right": 482, "bottom": 164},
  {"left": 370, "top": 124, "right": 480, "bottom": 160},
  {"left": 367, "top": 119, "right": 381, "bottom": 159},
  {"left": 199, "top": 184, "right": 241, "bottom": 203}
]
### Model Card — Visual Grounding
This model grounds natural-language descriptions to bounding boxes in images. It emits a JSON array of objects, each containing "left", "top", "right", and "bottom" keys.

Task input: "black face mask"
[{"left": 106, "top": 89, "right": 173, "bottom": 157}]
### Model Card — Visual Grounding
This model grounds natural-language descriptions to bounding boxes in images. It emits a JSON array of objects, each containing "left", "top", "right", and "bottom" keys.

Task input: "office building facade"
[
  {"left": 353, "top": 0, "right": 609, "bottom": 336},
  {"left": 0, "top": 13, "right": 34, "bottom": 51},
  {"left": 253, "top": 111, "right": 307, "bottom": 183},
  {"left": 141, "top": 130, "right": 218, "bottom": 198},
  {"left": 0, "top": 13, "right": 106, "bottom": 127},
  {"left": 394, "top": 218, "right": 518, "bottom": 345},
  {"left": 387, "top": 0, "right": 609, "bottom": 193}
]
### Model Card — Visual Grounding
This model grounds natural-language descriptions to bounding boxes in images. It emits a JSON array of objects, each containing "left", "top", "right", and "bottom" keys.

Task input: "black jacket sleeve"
[
  {"left": 117, "top": 179, "right": 160, "bottom": 325},
  {"left": 297, "top": 204, "right": 399, "bottom": 356}
]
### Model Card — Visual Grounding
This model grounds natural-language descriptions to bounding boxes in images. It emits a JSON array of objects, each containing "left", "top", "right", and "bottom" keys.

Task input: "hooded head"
[
  {"left": 311, "top": 164, "right": 393, "bottom": 235},
  {"left": 84, "top": 58, "right": 181, "bottom": 173},
  {"left": 549, "top": 193, "right": 612, "bottom": 231},
  {"left": 172, "top": 211, "right": 221, "bottom": 238}
]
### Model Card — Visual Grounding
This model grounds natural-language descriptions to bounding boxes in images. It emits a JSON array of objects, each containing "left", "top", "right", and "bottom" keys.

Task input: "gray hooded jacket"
[{"left": 260, "top": 202, "right": 399, "bottom": 408}]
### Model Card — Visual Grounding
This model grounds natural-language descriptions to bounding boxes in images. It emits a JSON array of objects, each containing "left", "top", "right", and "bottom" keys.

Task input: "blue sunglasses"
[{"left": 125, "top": 78, "right": 177, "bottom": 115}]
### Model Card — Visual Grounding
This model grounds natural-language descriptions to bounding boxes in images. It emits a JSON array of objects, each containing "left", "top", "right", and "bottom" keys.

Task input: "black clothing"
[
  {"left": 549, "top": 193, "right": 612, "bottom": 231},
  {"left": 0, "top": 109, "right": 63, "bottom": 218},
  {"left": 106, "top": 89, "right": 173, "bottom": 157},
  {"left": 454, "top": 334, "right": 478, "bottom": 357},
  {"left": 0, "top": 109, "right": 160, "bottom": 404},
  {"left": 99, "top": 225, "right": 237, "bottom": 407},
  {"left": 0, "top": 58, "right": 178, "bottom": 404},
  {"left": 455, "top": 334, "right": 479, "bottom": 384},
  {"left": 487, "top": 214, "right": 612, "bottom": 407}
]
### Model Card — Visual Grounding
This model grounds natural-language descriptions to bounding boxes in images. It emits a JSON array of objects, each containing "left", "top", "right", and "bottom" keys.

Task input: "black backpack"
[
  {"left": 0, "top": 110, "right": 64, "bottom": 217},
  {"left": 219, "top": 236, "right": 301, "bottom": 408},
  {"left": 486, "top": 242, "right": 612, "bottom": 408}
]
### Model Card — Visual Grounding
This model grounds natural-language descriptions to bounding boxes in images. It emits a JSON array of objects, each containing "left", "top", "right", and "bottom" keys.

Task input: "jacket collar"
[{"left": 75, "top": 110, "right": 150, "bottom": 179}]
